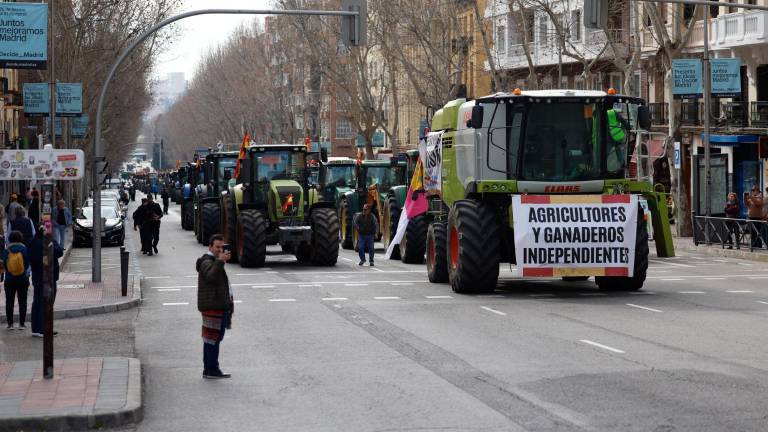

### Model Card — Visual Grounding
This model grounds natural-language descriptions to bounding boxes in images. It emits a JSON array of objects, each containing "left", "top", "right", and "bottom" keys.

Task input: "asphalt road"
[{"left": 121, "top": 194, "right": 768, "bottom": 432}]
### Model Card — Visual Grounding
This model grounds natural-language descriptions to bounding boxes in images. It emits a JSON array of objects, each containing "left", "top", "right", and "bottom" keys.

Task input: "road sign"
[
  {"left": 674, "top": 141, "right": 681, "bottom": 169},
  {"left": 0, "top": 149, "right": 85, "bottom": 180}
]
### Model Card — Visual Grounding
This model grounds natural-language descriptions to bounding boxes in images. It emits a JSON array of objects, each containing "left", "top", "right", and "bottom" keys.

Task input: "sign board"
[
  {"left": 422, "top": 131, "right": 443, "bottom": 196},
  {"left": 22, "top": 82, "right": 47, "bottom": 116},
  {"left": 672, "top": 59, "right": 703, "bottom": 99},
  {"left": 674, "top": 141, "right": 681, "bottom": 169},
  {"left": 711, "top": 58, "right": 741, "bottom": 98},
  {"left": 0, "top": 3, "right": 47, "bottom": 69},
  {"left": 0, "top": 149, "right": 85, "bottom": 180},
  {"left": 355, "top": 131, "right": 386, "bottom": 148},
  {"left": 71, "top": 115, "right": 89, "bottom": 138},
  {"left": 23, "top": 83, "right": 83, "bottom": 117},
  {"left": 511, "top": 195, "right": 639, "bottom": 277}
]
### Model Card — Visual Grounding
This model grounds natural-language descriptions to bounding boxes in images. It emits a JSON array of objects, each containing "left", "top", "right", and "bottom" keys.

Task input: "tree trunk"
[{"left": 665, "top": 68, "right": 692, "bottom": 236}]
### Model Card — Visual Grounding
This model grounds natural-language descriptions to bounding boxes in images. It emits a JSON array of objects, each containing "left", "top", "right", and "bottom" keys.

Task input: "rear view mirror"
[
  {"left": 637, "top": 105, "right": 651, "bottom": 130},
  {"left": 470, "top": 105, "right": 484, "bottom": 129}
]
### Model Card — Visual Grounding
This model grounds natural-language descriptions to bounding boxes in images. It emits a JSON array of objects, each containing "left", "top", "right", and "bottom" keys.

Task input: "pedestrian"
[
  {"left": 160, "top": 188, "right": 170, "bottom": 215},
  {"left": 2, "top": 231, "right": 30, "bottom": 330},
  {"left": 724, "top": 192, "right": 740, "bottom": 249},
  {"left": 746, "top": 186, "right": 765, "bottom": 248},
  {"left": 52, "top": 200, "right": 73, "bottom": 248},
  {"left": 29, "top": 227, "right": 64, "bottom": 337},
  {"left": 6, "top": 193, "right": 22, "bottom": 221},
  {"left": 8, "top": 207, "right": 35, "bottom": 247},
  {"left": 129, "top": 184, "right": 136, "bottom": 202},
  {"left": 133, "top": 198, "right": 150, "bottom": 255},
  {"left": 196, "top": 234, "right": 233, "bottom": 379},
  {"left": 145, "top": 194, "right": 163, "bottom": 255},
  {"left": 27, "top": 190, "right": 40, "bottom": 228},
  {"left": 354, "top": 203, "right": 378, "bottom": 266}
]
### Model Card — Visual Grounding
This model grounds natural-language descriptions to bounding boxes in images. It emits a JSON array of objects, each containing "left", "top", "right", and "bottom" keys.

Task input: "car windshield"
[
  {"left": 217, "top": 158, "right": 237, "bottom": 190},
  {"left": 80, "top": 207, "right": 118, "bottom": 220},
  {"left": 364, "top": 166, "right": 403, "bottom": 191},
  {"left": 326, "top": 165, "right": 356, "bottom": 188},
  {"left": 255, "top": 151, "right": 306, "bottom": 182}
]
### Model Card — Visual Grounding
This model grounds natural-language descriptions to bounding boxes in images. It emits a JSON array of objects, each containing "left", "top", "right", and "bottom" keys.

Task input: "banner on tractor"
[
  {"left": 512, "top": 195, "right": 638, "bottom": 277},
  {"left": 423, "top": 131, "right": 443, "bottom": 196}
]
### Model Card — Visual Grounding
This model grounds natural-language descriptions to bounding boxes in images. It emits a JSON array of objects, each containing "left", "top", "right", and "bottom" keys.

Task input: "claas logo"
[
  {"left": 544, "top": 185, "right": 581, "bottom": 193},
  {"left": 281, "top": 193, "right": 295, "bottom": 214}
]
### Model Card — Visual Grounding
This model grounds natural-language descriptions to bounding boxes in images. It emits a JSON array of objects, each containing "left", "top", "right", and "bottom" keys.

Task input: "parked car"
[
  {"left": 85, "top": 198, "right": 125, "bottom": 218},
  {"left": 73, "top": 206, "right": 125, "bottom": 247}
]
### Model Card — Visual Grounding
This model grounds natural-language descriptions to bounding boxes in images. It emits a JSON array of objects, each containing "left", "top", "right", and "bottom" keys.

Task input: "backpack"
[{"left": 6, "top": 248, "right": 25, "bottom": 277}]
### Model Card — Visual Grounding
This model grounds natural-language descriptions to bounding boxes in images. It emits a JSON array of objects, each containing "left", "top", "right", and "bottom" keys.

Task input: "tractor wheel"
[
  {"left": 201, "top": 202, "right": 221, "bottom": 246},
  {"left": 174, "top": 190, "right": 181, "bottom": 204},
  {"left": 447, "top": 200, "right": 500, "bottom": 294},
  {"left": 182, "top": 201, "right": 194, "bottom": 231},
  {"left": 222, "top": 194, "right": 239, "bottom": 263},
  {"left": 237, "top": 209, "right": 266, "bottom": 268},
  {"left": 595, "top": 205, "right": 649, "bottom": 291},
  {"left": 340, "top": 200, "right": 354, "bottom": 250},
  {"left": 310, "top": 208, "right": 340, "bottom": 266},
  {"left": 400, "top": 214, "right": 427, "bottom": 264},
  {"left": 382, "top": 196, "right": 401, "bottom": 260},
  {"left": 426, "top": 222, "right": 448, "bottom": 283}
]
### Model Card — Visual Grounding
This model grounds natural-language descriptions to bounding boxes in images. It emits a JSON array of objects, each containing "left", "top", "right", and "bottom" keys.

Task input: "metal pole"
[
  {"left": 41, "top": 182, "right": 55, "bottom": 379},
  {"left": 48, "top": 0, "right": 55, "bottom": 149},
  {"left": 91, "top": 8, "right": 358, "bottom": 283},
  {"left": 703, "top": 6, "right": 711, "bottom": 243}
]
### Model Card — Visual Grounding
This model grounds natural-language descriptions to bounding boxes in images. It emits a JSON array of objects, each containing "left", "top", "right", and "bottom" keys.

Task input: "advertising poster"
[
  {"left": 22, "top": 82, "right": 47, "bottom": 116},
  {"left": 672, "top": 59, "right": 703, "bottom": 99},
  {"left": 55, "top": 83, "right": 83, "bottom": 116},
  {"left": 0, "top": 3, "right": 47, "bottom": 69},
  {"left": 512, "top": 195, "right": 639, "bottom": 277},
  {"left": 0, "top": 149, "right": 85, "bottom": 180},
  {"left": 71, "top": 115, "right": 89, "bottom": 138},
  {"left": 711, "top": 58, "right": 742, "bottom": 98}
]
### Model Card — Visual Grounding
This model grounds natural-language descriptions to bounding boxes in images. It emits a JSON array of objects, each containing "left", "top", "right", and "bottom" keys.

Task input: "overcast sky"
[{"left": 154, "top": 0, "right": 273, "bottom": 81}]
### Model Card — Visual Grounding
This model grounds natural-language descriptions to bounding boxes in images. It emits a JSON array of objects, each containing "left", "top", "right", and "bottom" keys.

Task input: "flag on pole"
[{"left": 234, "top": 133, "right": 251, "bottom": 179}]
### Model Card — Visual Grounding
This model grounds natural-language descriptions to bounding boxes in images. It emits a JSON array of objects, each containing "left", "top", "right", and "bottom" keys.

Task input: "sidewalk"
[
  {"left": 0, "top": 357, "right": 141, "bottom": 432},
  {"left": 672, "top": 236, "right": 768, "bottom": 263}
]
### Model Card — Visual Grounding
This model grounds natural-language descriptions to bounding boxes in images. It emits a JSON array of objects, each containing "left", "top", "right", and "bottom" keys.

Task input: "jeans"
[
  {"left": 54, "top": 225, "right": 67, "bottom": 248},
  {"left": 749, "top": 217, "right": 764, "bottom": 248},
  {"left": 31, "top": 282, "right": 56, "bottom": 334},
  {"left": 358, "top": 234, "right": 375, "bottom": 263},
  {"left": 203, "top": 312, "right": 229, "bottom": 372},
  {"left": 149, "top": 221, "right": 160, "bottom": 248},
  {"left": 4, "top": 277, "right": 29, "bottom": 326}
]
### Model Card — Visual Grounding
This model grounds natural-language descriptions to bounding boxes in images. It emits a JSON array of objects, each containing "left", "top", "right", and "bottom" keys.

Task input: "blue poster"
[
  {"left": 72, "top": 115, "right": 89, "bottom": 138},
  {"left": 711, "top": 58, "right": 741, "bottom": 98},
  {"left": 22, "top": 82, "right": 48, "bottom": 116},
  {"left": 0, "top": 3, "right": 48, "bottom": 69},
  {"left": 55, "top": 83, "right": 83, "bottom": 116},
  {"left": 672, "top": 59, "right": 703, "bottom": 99},
  {"left": 355, "top": 131, "right": 386, "bottom": 147}
]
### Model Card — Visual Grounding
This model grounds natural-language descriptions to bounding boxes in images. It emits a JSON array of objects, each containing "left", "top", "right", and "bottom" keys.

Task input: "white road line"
[
  {"left": 648, "top": 274, "right": 768, "bottom": 280},
  {"left": 233, "top": 300, "right": 243, "bottom": 304},
  {"left": 344, "top": 283, "right": 368, "bottom": 287},
  {"left": 162, "top": 302, "right": 189, "bottom": 306},
  {"left": 391, "top": 282, "right": 414, "bottom": 286},
  {"left": 298, "top": 284, "right": 320, "bottom": 288},
  {"left": 144, "top": 276, "right": 170, "bottom": 279},
  {"left": 185, "top": 275, "right": 197, "bottom": 278},
  {"left": 679, "top": 291, "right": 706, "bottom": 294},
  {"left": 757, "top": 301, "right": 768, "bottom": 305},
  {"left": 714, "top": 259, "right": 729, "bottom": 263},
  {"left": 340, "top": 257, "right": 352, "bottom": 262},
  {"left": 283, "top": 270, "right": 424, "bottom": 275},
  {"left": 626, "top": 303, "right": 662, "bottom": 313},
  {"left": 628, "top": 291, "right": 655, "bottom": 295},
  {"left": 528, "top": 294, "right": 556, "bottom": 298},
  {"left": 578, "top": 293, "right": 606, "bottom": 296},
  {"left": 649, "top": 259, "right": 694, "bottom": 268},
  {"left": 481, "top": 306, "right": 507, "bottom": 316},
  {"left": 661, "top": 278, "right": 685, "bottom": 281},
  {"left": 704, "top": 278, "right": 725, "bottom": 280},
  {"left": 157, "top": 289, "right": 181, "bottom": 292},
  {"left": 425, "top": 295, "right": 453, "bottom": 299},
  {"left": 747, "top": 276, "right": 768, "bottom": 280},
  {"left": 151, "top": 285, "right": 195, "bottom": 289},
  {"left": 251, "top": 285, "right": 276, "bottom": 289},
  {"left": 321, "top": 297, "right": 348, "bottom": 301},
  {"left": 374, "top": 296, "right": 401, "bottom": 300},
  {"left": 230, "top": 280, "right": 424, "bottom": 287},
  {"left": 265, "top": 271, "right": 279, "bottom": 274},
  {"left": 727, "top": 290, "right": 753, "bottom": 293},
  {"left": 268, "top": 298, "right": 296, "bottom": 302},
  {"left": 371, "top": 267, "right": 385, "bottom": 272},
  {"left": 737, "top": 263, "right": 753, "bottom": 266},
  {"left": 579, "top": 339, "right": 625, "bottom": 354}
]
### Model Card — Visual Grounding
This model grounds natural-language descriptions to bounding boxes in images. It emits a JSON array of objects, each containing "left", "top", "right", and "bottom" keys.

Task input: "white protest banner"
[
  {"left": 423, "top": 131, "right": 443, "bottom": 196},
  {"left": 0, "top": 149, "right": 85, "bottom": 180},
  {"left": 512, "top": 195, "right": 638, "bottom": 278}
]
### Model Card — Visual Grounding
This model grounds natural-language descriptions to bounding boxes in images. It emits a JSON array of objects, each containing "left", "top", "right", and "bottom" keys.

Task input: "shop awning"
[{"left": 699, "top": 134, "right": 759, "bottom": 146}]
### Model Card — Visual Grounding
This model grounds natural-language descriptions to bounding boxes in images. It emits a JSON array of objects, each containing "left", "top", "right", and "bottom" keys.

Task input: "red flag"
[{"left": 234, "top": 133, "right": 251, "bottom": 179}]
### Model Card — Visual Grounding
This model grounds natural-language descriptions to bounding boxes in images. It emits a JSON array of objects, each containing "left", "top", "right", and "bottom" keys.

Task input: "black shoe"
[
  {"left": 148, "top": 251, "right": 153, "bottom": 256},
  {"left": 203, "top": 370, "right": 231, "bottom": 379},
  {"left": 153, "top": 246, "right": 158, "bottom": 254},
  {"left": 358, "top": 260, "right": 365, "bottom": 266},
  {"left": 142, "top": 251, "right": 147, "bottom": 255},
  {"left": 369, "top": 262, "right": 374, "bottom": 267}
]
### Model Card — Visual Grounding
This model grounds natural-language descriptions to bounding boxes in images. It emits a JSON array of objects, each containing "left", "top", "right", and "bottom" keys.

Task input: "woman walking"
[{"left": 2, "top": 231, "right": 31, "bottom": 330}]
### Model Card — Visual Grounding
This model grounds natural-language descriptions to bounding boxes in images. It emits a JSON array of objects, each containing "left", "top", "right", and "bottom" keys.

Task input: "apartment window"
[
  {"left": 507, "top": 14, "right": 518, "bottom": 46},
  {"left": 296, "top": 116, "right": 304, "bottom": 131},
  {"left": 539, "top": 16, "right": 549, "bottom": 47},
  {"left": 571, "top": 10, "right": 581, "bottom": 41},
  {"left": 336, "top": 119, "right": 353, "bottom": 138},
  {"left": 321, "top": 120, "right": 329, "bottom": 139},
  {"left": 560, "top": 76, "right": 569, "bottom": 89},
  {"left": 609, "top": 73, "right": 623, "bottom": 93},
  {"left": 496, "top": 23, "right": 506, "bottom": 54}
]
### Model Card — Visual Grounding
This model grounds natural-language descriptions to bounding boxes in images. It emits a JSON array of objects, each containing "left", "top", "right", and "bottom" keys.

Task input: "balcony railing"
[
  {"left": 711, "top": 11, "right": 768, "bottom": 50},
  {"left": 680, "top": 101, "right": 700, "bottom": 125},
  {"left": 649, "top": 103, "right": 668, "bottom": 125},
  {"left": 647, "top": 100, "right": 768, "bottom": 128},
  {"left": 721, "top": 101, "right": 748, "bottom": 127},
  {"left": 750, "top": 101, "right": 768, "bottom": 127}
]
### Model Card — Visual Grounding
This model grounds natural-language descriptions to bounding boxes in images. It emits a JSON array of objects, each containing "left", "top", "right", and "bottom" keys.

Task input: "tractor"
[
  {"left": 192, "top": 150, "right": 238, "bottom": 245},
  {"left": 423, "top": 90, "right": 675, "bottom": 294},
  {"left": 180, "top": 161, "right": 203, "bottom": 231},
  {"left": 338, "top": 158, "right": 407, "bottom": 250},
  {"left": 219, "top": 144, "right": 339, "bottom": 267}
]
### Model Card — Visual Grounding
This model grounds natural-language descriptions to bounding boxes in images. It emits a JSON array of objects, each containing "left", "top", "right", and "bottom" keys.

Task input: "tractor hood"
[{"left": 269, "top": 179, "right": 305, "bottom": 220}]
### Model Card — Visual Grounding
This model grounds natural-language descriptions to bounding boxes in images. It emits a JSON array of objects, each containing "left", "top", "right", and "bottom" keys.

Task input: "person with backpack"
[
  {"left": 8, "top": 206, "right": 35, "bottom": 246},
  {"left": 2, "top": 231, "right": 30, "bottom": 330},
  {"left": 29, "top": 227, "right": 64, "bottom": 337}
]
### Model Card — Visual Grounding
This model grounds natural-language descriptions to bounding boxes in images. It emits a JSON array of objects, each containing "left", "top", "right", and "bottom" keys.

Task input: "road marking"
[
  {"left": 578, "top": 293, "right": 606, "bottom": 296},
  {"left": 233, "top": 300, "right": 243, "bottom": 304},
  {"left": 284, "top": 270, "right": 424, "bottom": 275},
  {"left": 737, "top": 263, "right": 753, "bottom": 266},
  {"left": 579, "top": 339, "right": 625, "bottom": 354},
  {"left": 391, "top": 282, "right": 414, "bottom": 286},
  {"left": 425, "top": 295, "right": 453, "bottom": 299},
  {"left": 144, "top": 276, "right": 170, "bottom": 279},
  {"left": 151, "top": 285, "right": 195, "bottom": 289},
  {"left": 704, "top": 278, "right": 725, "bottom": 280},
  {"left": 747, "top": 276, "right": 768, "bottom": 280},
  {"left": 162, "top": 302, "right": 189, "bottom": 306},
  {"left": 628, "top": 291, "right": 655, "bottom": 295},
  {"left": 340, "top": 257, "right": 352, "bottom": 262},
  {"left": 714, "top": 259, "right": 729, "bottom": 263},
  {"left": 157, "top": 289, "right": 181, "bottom": 292},
  {"left": 251, "top": 285, "right": 276, "bottom": 289},
  {"left": 661, "top": 278, "right": 685, "bottom": 281},
  {"left": 727, "top": 290, "right": 753, "bottom": 293},
  {"left": 230, "top": 280, "right": 424, "bottom": 287},
  {"left": 626, "top": 303, "right": 662, "bottom": 313},
  {"left": 374, "top": 296, "right": 401, "bottom": 300},
  {"left": 371, "top": 267, "right": 385, "bottom": 272},
  {"left": 649, "top": 259, "right": 695, "bottom": 268},
  {"left": 298, "top": 284, "right": 321, "bottom": 288},
  {"left": 268, "top": 298, "right": 296, "bottom": 302},
  {"left": 481, "top": 306, "right": 507, "bottom": 316},
  {"left": 648, "top": 274, "right": 768, "bottom": 280},
  {"left": 757, "top": 301, "right": 768, "bottom": 305},
  {"left": 344, "top": 283, "right": 368, "bottom": 287},
  {"left": 185, "top": 275, "right": 197, "bottom": 278},
  {"left": 322, "top": 297, "right": 348, "bottom": 301},
  {"left": 265, "top": 271, "right": 279, "bottom": 274},
  {"left": 528, "top": 294, "right": 556, "bottom": 298},
  {"left": 679, "top": 291, "right": 706, "bottom": 294}
]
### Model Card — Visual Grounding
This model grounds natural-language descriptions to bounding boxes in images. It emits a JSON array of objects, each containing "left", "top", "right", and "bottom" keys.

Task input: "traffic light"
[
  {"left": 341, "top": 0, "right": 367, "bottom": 47},
  {"left": 584, "top": 0, "right": 608, "bottom": 30}
]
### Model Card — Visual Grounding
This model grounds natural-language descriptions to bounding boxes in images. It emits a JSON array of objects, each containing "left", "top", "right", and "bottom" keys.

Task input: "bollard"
[{"left": 120, "top": 246, "right": 129, "bottom": 296}]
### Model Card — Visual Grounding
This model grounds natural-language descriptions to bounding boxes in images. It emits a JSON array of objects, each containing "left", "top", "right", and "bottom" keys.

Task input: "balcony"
[
  {"left": 750, "top": 101, "right": 768, "bottom": 127},
  {"left": 721, "top": 101, "right": 747, "bottom": 127},
  {"left": 711, "top": 11, "right": 768, "bottom": 50},
  {"left": 680, "top": 101, "right": 700, "bottom": 126},
  {"left": 649, "top": 103, "right": 668, "bottom": 125}
]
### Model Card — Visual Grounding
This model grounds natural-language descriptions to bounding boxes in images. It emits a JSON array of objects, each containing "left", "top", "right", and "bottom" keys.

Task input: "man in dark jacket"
[
  {"left": 160, "top": 188, "right": 170, "bottom": 215},
  {"left": 354, "top": 203, "right": 379, "bottom": 266},
  {"left": 29, "top": 228, "right": 64, "bottom": 337},
  {"left": 145, "top": 195, "right": 163, "bottom": 254},
  {"left": 196, "top": 234, "right": 233, "bottom": 379},
  {"left": 133, "top": 198, "right": 150, "bottom": 254}
]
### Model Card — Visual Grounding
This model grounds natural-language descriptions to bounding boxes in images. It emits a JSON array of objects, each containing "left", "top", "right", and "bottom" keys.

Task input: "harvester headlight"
[
  {"left": 500, "top": 185, "right": 507, "bottom": 191},
  {"left": 492, "top": 184, "right": 499, "bottom": 191}
]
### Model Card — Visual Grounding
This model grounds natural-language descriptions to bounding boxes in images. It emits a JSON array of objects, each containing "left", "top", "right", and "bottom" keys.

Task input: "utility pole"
[
  {"left": 702, "top": 5, "right": 711, "bottom": 242},
  {"left": 43, "top": 0, "right": 56, "bottom": 379}
]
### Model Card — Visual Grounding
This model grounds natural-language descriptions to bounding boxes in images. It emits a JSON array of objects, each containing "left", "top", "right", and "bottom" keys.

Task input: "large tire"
[
  {"left": 447, "top": 200, "right": 500, "bottom": 294},
  {"left": 182, "top": 201, "right": 194, "bottom": 230},
  {"left": 426, "top": 222, "right": 448, "bottom": 283},
  {"left": 382, "top": 196, "right": 401, "bottom": 260},
  {"left": 401, "top": 214, "right": 427, "bottom": 264},
  {"left": 237, "top": 209, "right": 266, "bottom": 268},
  {"left": 174, "top": 189, "right": 182, "bottom": 205},
  {"left": 201, "top": 202, "right": 221, "bottom": 246},
  {"left": 310, "top": 208, "right": 340, "bottom": 266},
  {"left": 222, "top": 194, "right": 239, "bottom": 263},
  {"left": 340, "top": 200, "right": 354, "bottom": 250},
  {"left": 595, "top": 205, "right": 649, "bottom": 291}
]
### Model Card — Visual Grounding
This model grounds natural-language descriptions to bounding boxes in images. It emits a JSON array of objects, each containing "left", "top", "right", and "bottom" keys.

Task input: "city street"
[{"left": 122, "top": 196, "right": 768, "bottom": 432}]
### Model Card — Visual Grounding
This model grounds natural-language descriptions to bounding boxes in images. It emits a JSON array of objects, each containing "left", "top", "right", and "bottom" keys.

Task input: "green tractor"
[
  {"left": 337, "top": 158, "right": 407, "bottom": 250},
  {"left": 424, "top": 91, "right": 675, "bottom": 294},
  {"left": 219, "top": 144, "right": 339, "bottom": 267},
  {"left": 180, "top": 162, "right": 204, "bottom": 231},
  {"left": 380, "top": 150, "right": 426, "bottom": 263},
  {"left": 192, "top": 151, "right": 238, "bottom": 245}
]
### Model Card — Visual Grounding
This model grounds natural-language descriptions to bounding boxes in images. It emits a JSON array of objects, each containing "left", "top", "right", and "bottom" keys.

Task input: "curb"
[
  {"left": 0, "top": 358, "right": 143, "bottom": 432},
  {"left": 673, "top": 239, "right": 768, "bottom": 263}
]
